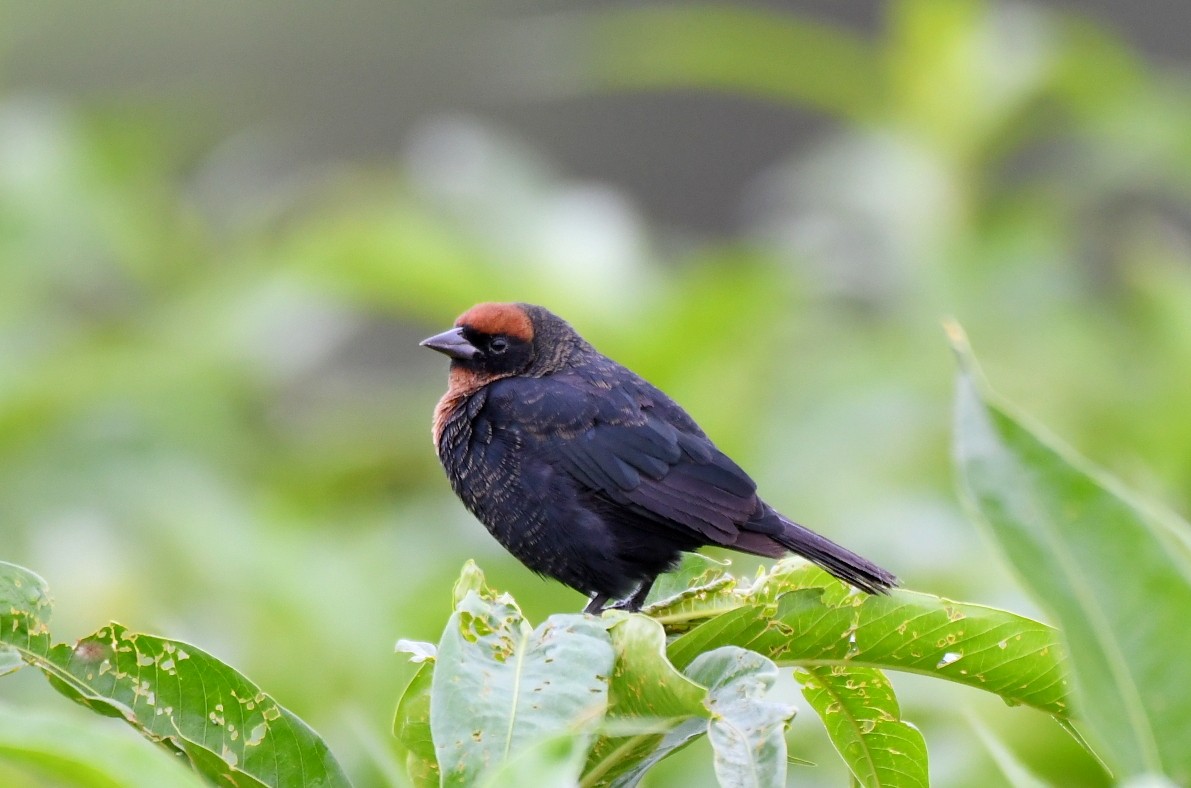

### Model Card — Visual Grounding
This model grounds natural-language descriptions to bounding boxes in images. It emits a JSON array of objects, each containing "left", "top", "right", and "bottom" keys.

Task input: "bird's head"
[{"left": 421, "top": 302, "right": 581, "bottom": 381}]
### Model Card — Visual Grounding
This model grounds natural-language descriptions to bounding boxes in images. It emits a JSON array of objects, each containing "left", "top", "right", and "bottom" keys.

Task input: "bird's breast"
[
  {"left": 433, "top": 383, "right": 507, "bottom": 515},
  {"left": 432, "top": 366, "right": 498, "bottom": 449}
]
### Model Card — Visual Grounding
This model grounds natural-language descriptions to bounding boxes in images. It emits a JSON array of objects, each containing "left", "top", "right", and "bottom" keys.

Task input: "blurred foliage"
[
  {"left": 955, "top": 342, "right": 1191, "bottom": 783},
  {"left": 1, "top": 0, "right": 1190, "bottom": 785}
]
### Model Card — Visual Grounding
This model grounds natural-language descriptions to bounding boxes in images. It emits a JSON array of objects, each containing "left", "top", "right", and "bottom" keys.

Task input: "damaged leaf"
[{"left": 0, "top": 561, "right": 350, "bottom": 788}]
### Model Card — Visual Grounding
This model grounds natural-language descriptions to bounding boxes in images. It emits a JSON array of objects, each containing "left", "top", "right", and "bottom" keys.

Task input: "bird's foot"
[
  {"left": 584, "top": 578, "right": 656, "bottom": 615},
  {"left": 582, "top": 594, "right": 610, "bottom": 615},
  {"left": 607, "top": 578, "right": 656, "bottom": 613}
]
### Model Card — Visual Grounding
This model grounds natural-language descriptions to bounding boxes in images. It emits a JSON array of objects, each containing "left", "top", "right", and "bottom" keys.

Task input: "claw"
[{"left": 583, "top": 594, "right": 610, "bottom": 615}]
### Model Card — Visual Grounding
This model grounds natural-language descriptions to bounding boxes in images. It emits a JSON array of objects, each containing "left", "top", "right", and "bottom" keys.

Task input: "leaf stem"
[{"left": 579, "top": 733, "right": 659, "bottom": 788}]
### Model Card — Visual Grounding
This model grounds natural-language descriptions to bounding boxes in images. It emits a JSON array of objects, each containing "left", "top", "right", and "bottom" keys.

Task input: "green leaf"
[
  {"left": 796, "top": 666, "right": 928, "bottom": 787},
  {"left": 0, "top": 562, "right": 53, "bottom": 656},
  {"left": 430, "top": 581, "right": 615, "bottom": 786},
  {"left": 683, "top": 647, "right": 796, "bottom": 788},
  {"left": 641, "top": 553, "right": 732, "bottom": 609},
  {"left": 0, "top": 562, "right": 351, "bottom": 788},
  {"left": 580, "top": 614, "right": 708, "bottom": 786},
  {"left": 600, "top": 719, "right": 705, "bottom": 788},
  {"left": 605, "top": 614, "right": 707, "bottom": 721},
  {"left": 953, "top": 344, "right": 1191, "bottom": 781},
  {"left": 392, "top": 660, "right": 438, "bottom": 788},
  {"left": 667, "top": 562, "right": 1069, "bottom": 718},
  {"left": 451, "top": 559, "right": 487, "bottom": 608},
  {"left": 0, "top": 703, "right": 208, "bottom": 788},
  {"left": 480, "top": 733, "right": 588, "bottom": 788}
]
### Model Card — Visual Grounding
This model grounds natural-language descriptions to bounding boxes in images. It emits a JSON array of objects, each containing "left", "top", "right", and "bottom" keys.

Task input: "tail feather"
[
  {"left": 771, "top": 522, "right": 897, "bottom": 594},
  {"left": 739, "top": 507, "right": 897, "bottom": 595}
]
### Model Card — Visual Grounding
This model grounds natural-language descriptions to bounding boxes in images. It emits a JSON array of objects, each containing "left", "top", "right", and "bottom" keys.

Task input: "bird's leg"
[
  {"left": 583, "top": 594, "right": 611, "bottom": 615},
  {"left": 610, "top": 577, "right": 656, "bottom": 613}
]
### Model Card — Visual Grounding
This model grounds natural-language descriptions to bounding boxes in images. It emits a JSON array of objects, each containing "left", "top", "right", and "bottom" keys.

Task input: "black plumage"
[{"left": 423, "top": 302, "right": 897, "bottom": 613}]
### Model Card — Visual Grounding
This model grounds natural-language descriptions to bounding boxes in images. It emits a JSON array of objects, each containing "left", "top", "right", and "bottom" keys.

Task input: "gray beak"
[{"left": 420, "top": 327, "right": 480, "bottom": 360}]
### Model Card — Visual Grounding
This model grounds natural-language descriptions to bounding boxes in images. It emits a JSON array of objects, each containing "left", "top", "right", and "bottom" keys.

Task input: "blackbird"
[{"left": 422, "top": 302, "right": 897, "bottom": 613}]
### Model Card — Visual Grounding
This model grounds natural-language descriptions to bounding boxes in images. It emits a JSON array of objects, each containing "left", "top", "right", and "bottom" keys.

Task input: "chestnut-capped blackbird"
[{"left": 422, "top": 302, "right": 897, "bottom": 613}]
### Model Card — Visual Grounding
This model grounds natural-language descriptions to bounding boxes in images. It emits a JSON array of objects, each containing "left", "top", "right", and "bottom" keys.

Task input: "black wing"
[{"left": 484, "top": 369, "right": 761, "bottom": 545}]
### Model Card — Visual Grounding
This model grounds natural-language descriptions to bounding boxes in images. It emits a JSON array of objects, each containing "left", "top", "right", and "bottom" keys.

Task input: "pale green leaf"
[
  {"left": 480, "top": 733, "right": 588, "bottom": 788},
  {"left": 580, "top": 614, "right": 707, "bottom": 786},
  {"left": 684, "top": 647, "right": 796, "bottom": 788},
  {"left": 605, "top": 614, "right": 707, "bottom": 721},
  {"left": 602, "top": 719, "right": 706, "bottom": 788},
  {"left": 430, "top": 585, "right": 614, "bottom": 786},
  {"left": 392, "top": 661, "right": 437, "bottom": 788}
]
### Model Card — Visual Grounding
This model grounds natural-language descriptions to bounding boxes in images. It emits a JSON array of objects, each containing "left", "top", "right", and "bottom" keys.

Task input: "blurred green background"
[{"left": 2, "top": 1, "right": 1190, "bottom": 785}]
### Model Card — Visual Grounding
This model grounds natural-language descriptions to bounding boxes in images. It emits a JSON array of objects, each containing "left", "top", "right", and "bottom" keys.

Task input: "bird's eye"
[{"left": 489, "top": 337, "right": 509, "bottom": 354}]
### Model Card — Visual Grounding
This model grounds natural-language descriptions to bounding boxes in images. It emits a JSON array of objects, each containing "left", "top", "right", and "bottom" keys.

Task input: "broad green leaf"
[
  {"left": 684, "top": 647, "right": 796, "bottom": 788},
  {"left": 605, "top": 615, "right": 707, "bottom": 720},
  {"left": 796, "top": 666, "right": 928, "bottom": 788},
  {"left": 0, "top": 703, "right": 207, "bottom": 788},
  {"left": 480, "top": 733, "right": 587, "bottom": 788},
  {"left": 581, "top": 614, "right": 707, "bottom": 786},
  {"left": 392, "top": 660, "right": 438, "bottom": 788},
  {"left": 953, "top": 344, "right": 1191, "bottom": 781},
  {"left": 667, "top": 561, "right": 1069, "bottom": 717},
  {"left": 430, "top": 584, "right": 614, "bottom": 786},
  {"left": 0, "top": 562, "right": 350, "bottom": 788}
]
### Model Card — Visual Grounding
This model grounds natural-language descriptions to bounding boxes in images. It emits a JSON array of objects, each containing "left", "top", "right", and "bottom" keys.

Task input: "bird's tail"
[
  {"left": 770, "top": 517, "right": 897, "bottom": 594},
  {"left": 737, "top": 506, "right": 897, "bottom": 594}
]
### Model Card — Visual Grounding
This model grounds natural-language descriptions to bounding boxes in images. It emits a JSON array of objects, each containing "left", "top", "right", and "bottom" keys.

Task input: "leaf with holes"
[
  {"left": 0, "top": 561, "right": 350, "bottom": 788},
  {"left": 667, "top": 561, "right": 1070, "bottom": 719},
  {"left": 429, "top": 583, "right": 614, "bottom": 786},
  {"left": 639, "top": 554, "right": 740, "bottom": 633},
  {"left": 796, "top": 665, "right": 927, "bottom": 787}
]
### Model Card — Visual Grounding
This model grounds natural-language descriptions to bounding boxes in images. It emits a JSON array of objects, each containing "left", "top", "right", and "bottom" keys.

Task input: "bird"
[{"left": 422, "top": 302, "right": 897, "bottom": 614}]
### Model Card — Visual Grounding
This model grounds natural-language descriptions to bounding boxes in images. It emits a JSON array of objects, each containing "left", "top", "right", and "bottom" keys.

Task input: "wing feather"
[{"left": 486, "top": 373, "right": 760, "bottom": 544}]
